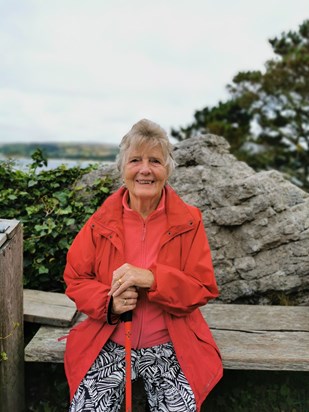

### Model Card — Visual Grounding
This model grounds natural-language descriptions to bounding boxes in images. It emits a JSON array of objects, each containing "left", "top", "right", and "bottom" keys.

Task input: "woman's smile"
[{"left": 136, "top": 179, "right": 154, "bottom": 184}]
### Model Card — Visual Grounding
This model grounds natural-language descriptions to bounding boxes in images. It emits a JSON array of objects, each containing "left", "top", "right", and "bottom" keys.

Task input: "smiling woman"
[
  {"left": 118, "top": 121, "right": 174, "bottom": 219},
  {"left": 63, "top": 119, "right": 223, "bottom": 412}
]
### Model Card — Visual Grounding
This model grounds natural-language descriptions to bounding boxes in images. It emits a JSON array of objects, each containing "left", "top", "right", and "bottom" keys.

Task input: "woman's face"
[{"left": 123, "top": 143, "right": 168, "bottom": 206}]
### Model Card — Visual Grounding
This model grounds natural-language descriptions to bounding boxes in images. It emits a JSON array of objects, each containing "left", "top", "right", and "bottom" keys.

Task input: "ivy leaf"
[
  {"left": 38, "top": 265, "right": 49, "bottom": 274},
  {"left": 53, "top": 191, "right": 69, "bottom": 204},
  {"left": 28, "top": 180, "right": 37, "bottom": 187},
  {"left": 0, "top": 351, "right": 8, "bottom": 361},
  {"left": 57, "top": 206, "right": 73, "bottom": 215}
]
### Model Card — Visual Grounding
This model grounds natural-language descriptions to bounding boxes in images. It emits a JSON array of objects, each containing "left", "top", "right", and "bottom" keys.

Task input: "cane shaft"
[{"left": 125, "top": 321, "right": 132, "bottom": 412}]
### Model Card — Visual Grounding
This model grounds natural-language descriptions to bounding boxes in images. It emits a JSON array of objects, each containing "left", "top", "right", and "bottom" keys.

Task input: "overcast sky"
[{"left": 0, "top": 0, "right": 308, "bottom": 146}]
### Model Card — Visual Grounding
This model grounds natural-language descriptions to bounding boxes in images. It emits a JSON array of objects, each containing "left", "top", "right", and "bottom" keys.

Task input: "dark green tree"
[
  {"left": 171, "top": 99, "right": 253, "bottom": 162},
  {"left": 173, "top": 19, "right": 309, "bottom": 190},
  {"left": 228, "top": 19, "right": 309, "bottom": 188}
]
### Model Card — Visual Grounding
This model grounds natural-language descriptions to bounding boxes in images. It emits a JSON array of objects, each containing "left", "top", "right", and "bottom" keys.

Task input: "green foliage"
[
  {"left": 0, "top": 149, "right": 112, "bottom": 292},
  {"left": 204, "top": 370, "right": 309, "bottom": 412},
  {"left": 172, "top": 99, "right": 252, "bottom": 155},
  {"left": 0, "top": 351, "right": 8, "bottom": 362},
  {"left": 171, "top": 99, "right": 257, "bottom": 167},
  {"left": 25, "top": 363, "right": 69, "bottom": 411},
  {"left": 228, "top": 19, "right": 309, "bottom": 189},
  {"left": 172, "top": 19, "right": 309, "bottom": 191},
  {"left": 0, "top": 322, "right": 21, "bottom": 362}
]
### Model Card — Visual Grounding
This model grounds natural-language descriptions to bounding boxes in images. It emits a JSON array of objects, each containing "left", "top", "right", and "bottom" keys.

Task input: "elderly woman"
[{"left": 64, "top": 119, "right": 223, "bottom": 412}]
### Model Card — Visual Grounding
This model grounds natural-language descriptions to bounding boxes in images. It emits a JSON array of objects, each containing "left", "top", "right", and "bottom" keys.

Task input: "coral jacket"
[{"left": 64, "top": 185, "right": 223, "bottom": 411}]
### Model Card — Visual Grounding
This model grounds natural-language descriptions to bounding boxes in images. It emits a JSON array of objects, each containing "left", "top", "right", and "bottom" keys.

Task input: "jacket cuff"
[
  {"left": 147, "top": 265, "right": 157, "bottom": 292},
  {"left": 107, "top": 296, "right": 120, "bottom": 325}
]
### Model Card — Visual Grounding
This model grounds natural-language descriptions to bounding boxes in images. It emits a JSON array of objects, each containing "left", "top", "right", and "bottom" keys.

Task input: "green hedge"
[{"left": 0, "top": 149, "right": 112, "bottom": 292}]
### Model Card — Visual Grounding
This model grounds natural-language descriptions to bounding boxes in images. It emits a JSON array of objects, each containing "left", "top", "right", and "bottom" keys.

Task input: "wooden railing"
[{"left": 0, "top": 219, "right": 24, "bottom": 412}]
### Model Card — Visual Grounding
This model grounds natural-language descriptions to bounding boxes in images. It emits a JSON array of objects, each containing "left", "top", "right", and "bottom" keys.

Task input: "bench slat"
[
  {"left": 201, "top": 304, "right": 309, "bottom": 331},
  {"left": 25, "top": 325, "right": 67, "bottom": 363},
  {"left": 24, "top": 289, "right": 78, "bottom": 327},
  {"left": 24, "top": 325, "right": 309, "bottom": 371},
  {"left": 25, "top": 313, "right": 86, "bottom": 363},
  {"left": 214, "top": 330, "right": 309, "bottom": 371},
  {"left": 24, "top": 304, "right": 309, "bottom": 371}
]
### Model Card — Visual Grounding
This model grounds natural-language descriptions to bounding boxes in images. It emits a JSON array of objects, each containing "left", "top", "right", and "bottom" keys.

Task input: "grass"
[
  {"left": 203, "top": 370, "right": 309, "bottom": 412},
  {"left": 25, "top": 364, "right": 309, "bottom": 412}
]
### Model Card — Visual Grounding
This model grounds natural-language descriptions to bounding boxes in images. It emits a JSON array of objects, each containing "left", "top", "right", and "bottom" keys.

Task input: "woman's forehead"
[{"left": 127, "top": 143, "right": 164, "bottom": 158}]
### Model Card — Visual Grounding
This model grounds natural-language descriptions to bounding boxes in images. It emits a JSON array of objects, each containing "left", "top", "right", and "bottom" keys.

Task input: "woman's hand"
[
  {"left": 108, "top": 263, "right": 154, "bottom": 298},
  {"left": 111, "top": 286, "right": 138, "bottom": 315}
]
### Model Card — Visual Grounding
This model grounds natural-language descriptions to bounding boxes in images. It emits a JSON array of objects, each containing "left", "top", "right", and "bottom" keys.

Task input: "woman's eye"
[
  {"left": 150, "top": 158, "right": 161, "bottom": 164},
  {"left": 129, "top": 158, "right": 139, "bottom": 163}
]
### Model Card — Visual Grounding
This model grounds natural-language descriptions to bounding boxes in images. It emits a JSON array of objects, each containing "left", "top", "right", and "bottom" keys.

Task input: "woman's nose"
[{"left": 139, "top": 160, "right": 151, "bottom": 174}]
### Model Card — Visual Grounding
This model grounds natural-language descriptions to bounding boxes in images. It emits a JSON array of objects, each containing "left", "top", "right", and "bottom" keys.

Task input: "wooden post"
[{"left": 0, "top": 219, "right": 24, "bottom": 412}]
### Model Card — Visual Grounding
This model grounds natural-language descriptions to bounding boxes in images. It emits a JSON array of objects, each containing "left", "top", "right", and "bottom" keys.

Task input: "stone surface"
[{"left": 78, "top": 134, "right": 309, "bottom": 305}]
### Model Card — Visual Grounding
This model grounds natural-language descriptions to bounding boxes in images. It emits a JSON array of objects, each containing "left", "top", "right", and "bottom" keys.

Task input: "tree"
[
  {"left": 229, "top": 19, "right": 309, "bottom": 189},
  {"left": 171, "top": 99, "right": 253, "bottom": 162},
  {"left": 173, "top": 20, "right": 309, "bottom": 190}
]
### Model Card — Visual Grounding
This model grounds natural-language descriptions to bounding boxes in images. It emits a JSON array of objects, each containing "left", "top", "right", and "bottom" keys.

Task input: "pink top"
[{"left": 110, "top": 188, "right": 171, "bottom": 349}]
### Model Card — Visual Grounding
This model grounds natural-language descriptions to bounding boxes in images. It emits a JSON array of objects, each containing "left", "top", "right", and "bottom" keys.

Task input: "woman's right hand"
[{"left": 111, "top": 286, "right": 138, "bottom": 315}]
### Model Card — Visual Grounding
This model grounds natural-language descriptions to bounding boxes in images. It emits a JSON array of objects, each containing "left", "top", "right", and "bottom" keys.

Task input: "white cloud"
[{"left": 0, "top": 0, "right": 308, "bottom": 144}]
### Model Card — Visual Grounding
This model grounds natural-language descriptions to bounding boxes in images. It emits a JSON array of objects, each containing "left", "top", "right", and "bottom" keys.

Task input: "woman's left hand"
[{"left": 109, "top": 263, "right": 154, "bottom": 297}]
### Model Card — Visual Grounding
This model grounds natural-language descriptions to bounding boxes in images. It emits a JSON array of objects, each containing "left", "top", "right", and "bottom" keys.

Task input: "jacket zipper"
[{"left": 135, "top": 219, "right": 147, "bottom": 348}]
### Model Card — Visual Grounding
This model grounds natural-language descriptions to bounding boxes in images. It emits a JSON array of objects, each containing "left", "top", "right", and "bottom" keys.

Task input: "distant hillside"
[{"left": 0, "top": 142, "right": 119, "bottom": 161}]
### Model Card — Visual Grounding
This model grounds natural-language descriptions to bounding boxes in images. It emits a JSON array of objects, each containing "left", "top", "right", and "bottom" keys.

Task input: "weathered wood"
[
  {"left": 25, "top": 326, "right": 309, "bottom": 371},
  {"left": 25, "top": 313, "right": 86, "bottom": 363},
  {"left": 0, "top": 233, "right": 6, "bottom": 248},
  {"left": 201, "top": 303, "right": 309, "bottom": 331},
  {"left": 25, "top": 325, "right": 68, "bottom": 363},
  {"left": 213, "top": 330, "right": 309, "bottom": 371},
  {"left": 0, "top": 220, "right": 24, "bottom": 412},
  {"left": 0, "top": 219, "right": 18, "bottom": 247},
  {"left": 24, "top": 289, "right": 78, "bottom": 327},
  {"left": 25, "top": 304, "right": 309, "bottom": 371}
]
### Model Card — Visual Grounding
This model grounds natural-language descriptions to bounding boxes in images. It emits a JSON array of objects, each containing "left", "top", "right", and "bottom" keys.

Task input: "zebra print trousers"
[{"left": 69, "top": 340, "right": 196, "bottom": 411}]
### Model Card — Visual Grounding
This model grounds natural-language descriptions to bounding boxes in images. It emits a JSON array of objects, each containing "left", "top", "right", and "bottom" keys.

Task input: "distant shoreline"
[
  {"left": 0, "top": 142, "right": 118, "bottom": 162},
  {"left": 0, "top": 156, "right": 112, "bottom": 171}
]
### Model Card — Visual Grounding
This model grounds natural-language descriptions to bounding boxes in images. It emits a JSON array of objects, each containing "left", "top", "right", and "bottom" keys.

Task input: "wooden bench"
[{"left": 24, "top": 289, "right": 309, "bottom": 371}]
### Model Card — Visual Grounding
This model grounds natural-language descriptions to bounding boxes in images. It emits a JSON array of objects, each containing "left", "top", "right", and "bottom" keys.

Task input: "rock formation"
[{"left": 79, "top": 134, "right": 309, "bottom": 305}]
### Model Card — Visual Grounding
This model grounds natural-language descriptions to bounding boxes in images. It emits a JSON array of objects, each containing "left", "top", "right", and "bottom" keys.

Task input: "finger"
[
  {"left": 112, "top": 263, "right": 130, "bottom": 282},
  {"left": 108, "top": 277, "right": 125, "bottom": 296},
  {"left": 112, "top": 277, "right": 138, "bottom": 297},
  {"left": 111, "top": 274, "right": 123, "bottom": 287},
  {"left": 120, "top": 298, "right": 137, "bottom": 312},
  {"left": 112, "top": 296, "right": 137, "bottom": 315},
  {"left": 112, "top": 283, "right": 129, "bottom": 297},
  {"left": 112, "top": 263, "right": 138, "bottom": 286}
]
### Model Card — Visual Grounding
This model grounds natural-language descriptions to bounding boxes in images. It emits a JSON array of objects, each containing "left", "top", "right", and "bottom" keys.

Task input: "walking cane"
[{"left": 121, "top": 310, "right": 133, "bottom": 412}]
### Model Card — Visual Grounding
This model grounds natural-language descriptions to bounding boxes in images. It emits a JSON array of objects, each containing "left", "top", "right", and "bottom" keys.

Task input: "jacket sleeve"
[
  {"left": 63, "top": 219, "right": 111, "bottom": 321},
  {"left": 147, "top": 210, "right": 219, "bottom": 317}
]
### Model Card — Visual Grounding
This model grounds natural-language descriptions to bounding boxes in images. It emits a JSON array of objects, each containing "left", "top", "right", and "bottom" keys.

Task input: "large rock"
[{"left": 79, "top": 134, "right": 309, "bottom": 305}]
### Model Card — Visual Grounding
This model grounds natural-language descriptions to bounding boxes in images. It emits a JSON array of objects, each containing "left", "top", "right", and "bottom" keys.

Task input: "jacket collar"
[
  {"left": 164, "top": 185, "right": 196, "bottom": 228},
  {"left": 92, "top": 185, "right": 197, "bottom": 235}
]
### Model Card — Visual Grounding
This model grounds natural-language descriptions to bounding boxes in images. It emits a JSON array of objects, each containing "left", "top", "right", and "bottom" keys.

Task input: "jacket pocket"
[{"left": 186, "top": 310, "right": 222, "bottom": 359}]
